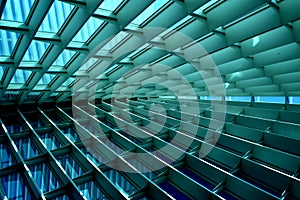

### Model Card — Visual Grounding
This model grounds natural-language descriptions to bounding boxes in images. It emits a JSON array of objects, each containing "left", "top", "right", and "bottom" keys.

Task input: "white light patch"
[
  {"left": 252, "top": 36, "right": 260, "bottom": 47},
  {"left": 225, "top": 82, "right": 230, "bottom": 88}
]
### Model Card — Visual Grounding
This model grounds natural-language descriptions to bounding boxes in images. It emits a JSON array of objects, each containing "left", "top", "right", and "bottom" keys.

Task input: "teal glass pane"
[
  {"left": 98, "top": 0, "right": 123, "bottom": 11},
  {"left": 29, "top": 163, "right": 61, "bottom": 192},
  {"left": 102, "top": 32, "right": 129, "bottom": 51},
  {"left": 78, "top": 181, "right": 108, "bottom": 200},
  {"left": 38, "top": 1, "right": 74, "bottom": 33},
  {"left": 40, "top": 132, "right": 61, "bottom": 150},
  {"left": 53, "top": 50, "right": 75, "bottom": 66},
  {"left": 11, "top": 69, "right": 31, "bottom": 84},
  {"left": 0, "top": 66, "right": 6, "bottom": 81},
  {"left": 225, "top": 96, "right": 251, "bottom": 102},
  {"left": 14, "top": 137, "right": 39, "bottom": 160},
  {"left": 62, "top": 78, "right": 75, "bottom": 86},
  {"left": 103, "top": 169, "right": 137, "bottom": 196},
  {"left": 56, "top": 154, "right": 85, "bottom": 179},
  {"left": 0, "top": 173, "right": 33, "bottom": 200},
  {"left": 1, "top": 0, "right": 35, "bottom": 22},
  {"left": 254, "top": 96, "right": 285, "bottom": 104},
  {"left": 62, "top": 127, "right": 80, "bottom": 143},
  {"left": 22, "top": 40, "right": 50, "bottom": 62},
  {"left": 289, "top": 96, "right": 300, "bottom": 104},
  {"left": 72, "top": 17, "right": 104, "bottom": 42},
  {"left": 79, "top": 146, "right": 106, "bottom": 166},
  {"left": 38, "top": 74, "right": 56, "bottom": 84},
  {"left": 0, "top": 30, "right": 19, "bottom": 56},
  {"left": 0, "top": 143, "right": 13, "bottom": 168},
  {"left": 131, "top": 0, "right": 169, "bottom": 25}
]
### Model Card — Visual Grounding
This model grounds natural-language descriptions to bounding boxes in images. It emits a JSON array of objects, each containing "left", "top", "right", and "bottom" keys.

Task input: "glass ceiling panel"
[
  {"left": 22, "top": 40, "right": 50, "bottom": 62},
  {"left": 130, "top": 0, "right": 169, "bottom": 25},
  {"left": 38, "top": 1, "right": 74, "bottom": 33},
  {"left": 62, "top": 78, "right": 75, "bottom": 86},
  {"left": 53, "top": 50, "right": 75, "bottom": 66},
  {"left": 0, "top": 30, "right": 19, "bottom": 56},
  {"left": 101, "top": 31, "right": 129, "bottom": 51},
  {"left": 0, "top": 66, "right": 6, "bottom": 80},
  {"left": 254, "top": 96, "right": 285, "bottom": 104},
  {"left": 72, "top": 17, "right": 104, "bottom": 43},
  {"left": 38, "top": 74, "right": 56, "bottom": 84},
  {"left": 1, "top": 0, "right": 35, "bottom": 22},
  {"left": 11, "top": 69, "right": 31, "bottom": 84},
  {"left": 98, "top": 0, "right": 123, "bottom": 12}
]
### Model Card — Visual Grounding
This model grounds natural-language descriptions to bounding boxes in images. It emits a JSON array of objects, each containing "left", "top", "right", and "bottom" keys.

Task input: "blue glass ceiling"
[
  {"left": 72, "top": 17, "right": 104, "bottom": 42},
  {"left": 0, "top": 0, "right": 299, "bottom": 105},
  {"left": 1, "top": 0, "right": 35, "bottom": 22},
  {"left": 38, "top": 1, "right": 74, "bottom": 33},
  {"left": 22, "top": 40, "right": 50, "bottom": 62},
  {"left": 0, "top": 30, "right": 19, "bottom": 56}
]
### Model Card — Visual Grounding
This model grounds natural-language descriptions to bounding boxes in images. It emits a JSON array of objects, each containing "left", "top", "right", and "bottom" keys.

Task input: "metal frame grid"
[
  {"left": 0, "top": 0, "right": 300, "bottom": 104},
  {"left": 0, "top": 99, "right": 299, "bottom": 199}
]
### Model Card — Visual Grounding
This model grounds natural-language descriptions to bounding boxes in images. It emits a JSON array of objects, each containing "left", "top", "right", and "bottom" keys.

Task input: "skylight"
[
  {"left": 254, "top": 96, "right": 285, "bottom": 104},
  {"left": 130, "top": 0, "right": 169, "bottom": 25},
  {"left": 38, "top": 74, "right": 56, "bottom": 85},
  {"left": 72, "top": 17, "right": 104, "bottom": 43},
  {"left": 1, "top": 0, "right": 35, "bottom": 22},
  {"left": 38, "top": 1, "right": 74, "bottom": 33},
  {"left": 22, "top": 40, "right": 50, "bottom": 62},
  {"left": 98, "top": 0, "right": 124, "bottom": 12},
  {"left": 0, "top": 30, "right": 19, "bottom": 56},
  {"left": 10, "top": 69, "right": 31, "bottom": 84},
  {"left": 52, "top": 50, "right": 75, "bottom": 66}
]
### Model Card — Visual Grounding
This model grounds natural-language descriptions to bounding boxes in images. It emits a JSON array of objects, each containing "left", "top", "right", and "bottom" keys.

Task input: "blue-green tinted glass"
[
  {"left": 11, "top": 69, "right": 31, "bottom": 84},
  {"left": 226, "top": 96, "right": 251, "bottom": 102},
  {"left": 1, "top": 0, "right": 35, "bottom": 22},
  {"left": 57, "top": 154, "right": 85, "bottom": 179},
  {"left": 254, "top": 96, "right": 285, "bottom": 104},
  {"left": 53, "top": 50, "right": 75, "bottom": 66},
  {"left": 40, "top": 132, "right": 61, "bottom": 150},
  {"left": 29, "top": 163, "right": 61, "bottom": 192},
  {"left": 131, "top": 0, "right": 168, "bottom": 25},
  {"left": 0, "top": 66, "right": 6, "bottom": 81},
  {"left": 0, "top": 30, "right": 19, "bottom": 56},
  {"left": 38, "top": 74, "right": 56, "bottom": 84},
  {"left": 103, "top": 169, "right": 137, "bottom": 196},
  {"left": 22, "top": 40, "right": 50, "bottom": 62},
  {"left": 72, "top": 17, "right": 104, "bottom": 42},
  {"left": 0, "top": 173, "right": 33, "bottom": 199},
  {"left": 78, "top": 181, "right": 108, "bottom": 200},
  {"left": 289, "top": 96, "right": 300, "bottom": 104},
  {"left": 0, "top": 143, "right": 13, "bottom": 168},
  {"left": 14, "top": 137, "right": 39, "bottom": 160},
  {"left": 98, "top": 0, "right": 123, "bottom": 11},
  {"left": 62, "top": 78, "right": 75, "bottom": 86},
  {"left": 38, "top": 1, "right": 74, "bottom": 33}
]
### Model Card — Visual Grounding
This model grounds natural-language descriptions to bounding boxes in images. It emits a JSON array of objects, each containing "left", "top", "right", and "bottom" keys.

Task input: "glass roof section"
[
  {"left": 72, "top": 17, "right": 104, "bottom": 43},
  {"left": 98, "top": 0, "right": 124, "bottom": 12},
  {"left": 21, "top": 40, "right": 50, "bottom": 62},
  {"left": 0, "top": 0, "right": 298, "bottom": 105},
  {"left": 38, "top": 74, "right": 56, "bottom": 85},
  {"left": 130, "top": 0, "right": 169, "bottom": 25},
  {"left": 0, "top": 30, "right": 19, "bottom": 56},
  {"left": 10, "top": 69, "right": 31, "bottom": 84},
  {"left": 38, "top": 1, "right": 74, "bottom": 33},
  {"left": 1, "top": 0, "right": 35, "bottom": 22},
  {"left": 0, "top": 66, "right": 6, "bottom": 80},
  {"left": 53, "top": 49, "right": 75, "bottom": 66}
]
